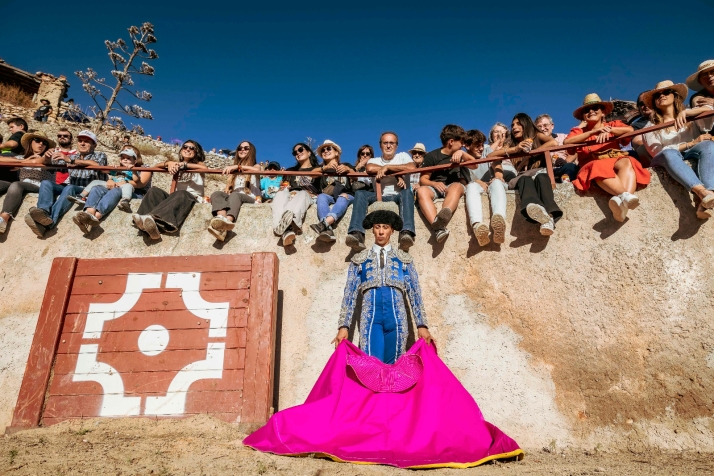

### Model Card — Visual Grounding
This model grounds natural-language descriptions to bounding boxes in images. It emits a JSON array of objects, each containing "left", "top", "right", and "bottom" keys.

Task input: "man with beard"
[{"left": 51, "top": 127, "right": 77, "bottom": 185}]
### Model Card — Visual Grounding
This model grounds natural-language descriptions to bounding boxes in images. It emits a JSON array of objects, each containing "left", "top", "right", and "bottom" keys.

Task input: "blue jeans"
[
  {"left": 37, "top": 180, "right": 81, "bottom": 228},
  {"left": 651, "top": 141, "right": 714, "bottom": 190},
  {"left": 348, "top": 188, "right": 416, "bottom": 234},
  {"left": 84, "top": 186, "right": 123, "bottom": 217},
  {"left": 316, "top": 193, "right": 354, "bottom": 222}
]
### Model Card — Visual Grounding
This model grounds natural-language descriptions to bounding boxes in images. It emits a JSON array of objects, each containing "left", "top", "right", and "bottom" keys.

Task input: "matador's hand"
[
  {"left": 418, "top": 327, "right": 435, "bottom": 345},
  {"left": 331, "top": 328, "right": 349, "bottom": 348}
]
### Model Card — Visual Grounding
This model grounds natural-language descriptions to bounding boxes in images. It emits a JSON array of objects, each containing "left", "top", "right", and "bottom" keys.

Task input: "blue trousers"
[
  {"left": 84, "top": 186, "right": 123, "bottom": 217},
  {"left": 651, "top": 141, "right": 714, "bottom": 191},
  {"left": 367, "top": 287, "right": 398, "bottom": 364},
  {"left": 348, "top": 187, "right": 416, "bottom": 234},
  {"left": 37, "top": 180, "right": 81, "bottom": 228},
  {"left": 316, "top": 193, "right": 354, "bottom": 222}
]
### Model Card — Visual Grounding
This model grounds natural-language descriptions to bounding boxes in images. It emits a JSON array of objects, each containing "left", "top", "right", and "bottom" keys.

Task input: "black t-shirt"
[
  {"left": 286, "top": 164, "right": 320, "bottom": 195},
  {"left": 422, "top": 149, "right": 469, "bottom": 184},
  {"left": 6, "top": 131, "right": 25, "bottom": 155}
]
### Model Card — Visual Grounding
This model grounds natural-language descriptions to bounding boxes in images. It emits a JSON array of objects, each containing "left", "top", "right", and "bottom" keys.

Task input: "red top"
[{"left": 566, "top": 120, "right": 631, "bottom": 167}]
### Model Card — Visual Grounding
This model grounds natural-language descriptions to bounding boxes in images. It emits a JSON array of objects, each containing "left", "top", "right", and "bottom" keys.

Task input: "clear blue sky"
[{"left": 1, "top": 0, "right": 712, "bottom": 166}]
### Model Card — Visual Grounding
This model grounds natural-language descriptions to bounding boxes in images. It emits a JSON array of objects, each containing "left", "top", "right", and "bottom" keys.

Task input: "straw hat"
[
  {"left": 409, "top": 143, "right": 427, "bottom": 154},
  {"left": 686, "top": 60, "right": 714, "bottom": 91},
  {"left": 573, "top": 93, "right": 614, "bottom": 120},
  {"left": 316, "top": 139, "right": 342, "bottom": 155},
  {"left": 20, "top": 131, "right": 56, "bottom": 152},
  {"left": 640, "top": 80, "right": 689, "bottom": 109}
]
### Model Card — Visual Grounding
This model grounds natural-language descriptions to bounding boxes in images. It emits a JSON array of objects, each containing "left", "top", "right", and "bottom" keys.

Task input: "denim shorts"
[{"left": 426, "top": 182, "right": 465, "bottom": 200}]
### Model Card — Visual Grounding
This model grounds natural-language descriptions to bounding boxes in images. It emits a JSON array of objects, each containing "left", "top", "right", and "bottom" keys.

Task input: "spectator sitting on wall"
[
  {"left": 353, "top": 145, "right": 374, "bottom": 193},
  {"left": 208, "top": 141, "right": 262, "bottom": 242},
  {"left": 407, "top": 143, "right": 426, "bottom": 193},
  {"left": 0, "top": 117, "right": 27, "bottom": 157},
  {"left": 25, "top": 130, "right": 108, "bottom": 237},
  {"left": 310, "top": 140, "right": 356, "bottom": 242},
  {"left": 0, "top": 131, "right": 55, "bottom": 234},
  {"left": 687, "top": 60, "right": 714, "bottom": 108},
  {"left": 417, "top": 124, "right": 474, "bottom": 244},
  {"left": 643, "top": 80, "right": 714, "bottom": 219},
  {"left": 52, "top": 127, "right": 77, "bottom": 186},
  {"left": 564, "top": 94, "right": 648, "bottom": 223},
  {"left": 487, "top": 122, "right": 509, "bottom": 156},
  {"left": 535, "top": 113, "right": 578, "bottom": 182},
  {"left": 487, "top": 113, "right": 560, "bottom": 236},
  {"left": 33, "top": 99, "right": 53, "bottom": 122},
  {"left": 260, "top": 161, "right": 282, "bottom": 202},
  {"left": 132, "top": 140, "right": 208, "bottom": 240},
  {"left": 345, "top": 132, "right": 417, "bottom": 252},
  {"left": 464, "top": 129, "right": 513, "bottom": 247}
]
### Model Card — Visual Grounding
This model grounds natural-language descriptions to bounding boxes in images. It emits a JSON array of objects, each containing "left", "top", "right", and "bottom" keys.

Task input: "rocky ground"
[{"left": 0, "top": 416, "right": 711, "bottom": 475}]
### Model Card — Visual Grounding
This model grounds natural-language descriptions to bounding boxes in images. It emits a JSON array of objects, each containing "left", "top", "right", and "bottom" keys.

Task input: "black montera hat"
[{"left": 363, "top": 209, "right": 403, "bottom": 231}]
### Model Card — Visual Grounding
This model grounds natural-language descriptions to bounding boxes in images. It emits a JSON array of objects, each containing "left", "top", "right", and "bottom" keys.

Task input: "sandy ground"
[{"left": 0, "top": 416, "right": 711, "bottom": 475}]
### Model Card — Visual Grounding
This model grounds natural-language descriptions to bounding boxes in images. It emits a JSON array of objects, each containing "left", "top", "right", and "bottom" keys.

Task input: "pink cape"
[{"left": 243, "top": 339, "right": 523, "bottom": 468}]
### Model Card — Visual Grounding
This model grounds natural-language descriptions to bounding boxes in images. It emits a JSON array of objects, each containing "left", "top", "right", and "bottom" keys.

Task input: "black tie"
[{"left": 380, "top": 249, "right": 385, "bottom": 269}]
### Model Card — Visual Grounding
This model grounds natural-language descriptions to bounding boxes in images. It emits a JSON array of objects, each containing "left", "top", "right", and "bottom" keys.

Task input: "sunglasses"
[
  {"left": 582, "top": 105, "right": 603, "bottom": 114},
  {"left": 654, "top": 89, "right": 674, "bottom": 100},
  {"left": 32, "top": 138, "right": 47, "bottom": 144},
  {"left": 292, "top": 146, "right": 305, "bottom": 157},
  {"left": 411, "top": 151, "right": 424, "bottom": 156},
  {"left": 57, "top": 134, "right": 71, "bottom": 139},
  {"left": 182, "top": 144, "right": 197, "bottom": 151},
  {"left": 237, "top": 146, "right": 250, "bottom": 151},
  {"left": 360, "top": 151, "right": 372, "bottom": 157},
  {"left": 321, "top": 146, "right": 334, "bottom": 153}
]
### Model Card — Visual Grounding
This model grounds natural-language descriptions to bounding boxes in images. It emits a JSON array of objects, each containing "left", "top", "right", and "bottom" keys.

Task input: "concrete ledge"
[{"left": 1, "top": 170, "right": 714, "bottom": 452}]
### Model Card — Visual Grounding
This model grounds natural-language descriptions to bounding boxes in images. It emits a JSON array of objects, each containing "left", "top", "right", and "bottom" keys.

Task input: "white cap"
[
  {"left": 77, "top": 130, "right": 97, "bottom": 144},
  {"left": 119, "top": 148, "right": 137, "bottom": 159}
]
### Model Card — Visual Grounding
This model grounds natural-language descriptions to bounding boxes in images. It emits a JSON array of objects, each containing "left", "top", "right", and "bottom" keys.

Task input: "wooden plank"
[
  {"left": 241, "top": 252, "right": 279, "bottom": 424},
  {"left": 65, "top": 289, "right": 250, "bottom": 314},
  {"left": 74, "top": 255, "right": 252, "bottom": 276},
  {"left": 53, "top": 347, "right": 246, "bottom": 375},
  {"left": 42, "top": 412, "right": 242, "bottom": 427},
  {"left": 57, "top": 327, "right": 247, "bottom": 354},
  {"left": 8, "top": 257, "right": 77, "bottom": 432},
  {"left": 70, "top": 271, "right": 252, "bottom": 295},
  {"left": 48, "top": 369, "right": 245, "bottom": 396},
  {"left": 44, "top": 391, "right": 245, "bottom": 419},
  {"left": 62, "top": 308, "right": 248, "bottom": 334}
]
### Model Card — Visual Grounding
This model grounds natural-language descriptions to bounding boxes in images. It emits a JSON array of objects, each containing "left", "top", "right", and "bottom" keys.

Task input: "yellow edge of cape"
[{"left": 245, "top": 446, "right": 525, "bottom": 469}]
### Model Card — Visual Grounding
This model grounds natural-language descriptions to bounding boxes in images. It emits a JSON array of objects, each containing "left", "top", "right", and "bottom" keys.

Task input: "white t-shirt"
[
  {"left": 367, "top": 152, "right": 413, "bottom": 196},
  {"left": 177, "top": 171, "right": 205, "bottom": 201},
  {"left": 232, "top": 174, "right": 261, "bottom": 198},
  {"left": 644, "top": 106, "right": 714, "bottom": 157}
]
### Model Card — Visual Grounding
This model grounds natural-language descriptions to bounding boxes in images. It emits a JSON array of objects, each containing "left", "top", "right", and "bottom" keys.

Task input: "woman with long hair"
[
  {"left": 271, "top": 142, "right": 321, "bottom": 246},
  {"left": 310, "top": 140, "right": 355, "bottom": 242},
  {"left": 72, "top": 145, "right": 153, "bottom": 234},
  {"left": 353, "top": 144, "right": 374, "bottom": 192},
  {"left": 564, "top": 93, "right": 649, "bottom": 222},
  {"left": 643, "top": 80, "right": 714, "bottom": 218},
  {"left": 0, "top": 131, "right": 54, "bottom": 234},
  {"left": 207, "top": 141, "right": 262, "bottom": 241},
  {"left": 131, "top": 139, "right": 208, "bottom": 240},
  {"left": 487, "top": 113, "right": 560, "bottom": 235}
]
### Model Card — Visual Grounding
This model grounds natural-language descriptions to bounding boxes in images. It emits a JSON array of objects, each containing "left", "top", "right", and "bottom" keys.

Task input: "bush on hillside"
[{"left": 0, "top": 82, "right": 34, "bottom": 108}]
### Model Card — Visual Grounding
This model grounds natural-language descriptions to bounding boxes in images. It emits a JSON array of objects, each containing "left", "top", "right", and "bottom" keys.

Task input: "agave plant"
[{"left": 75, "top": 22, "right": 159, "bottom": 133}]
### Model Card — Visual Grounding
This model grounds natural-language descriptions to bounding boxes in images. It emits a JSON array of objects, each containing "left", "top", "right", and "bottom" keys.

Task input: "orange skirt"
[{"left": 573, "top": 157, "right": 651, "bottom": 191}]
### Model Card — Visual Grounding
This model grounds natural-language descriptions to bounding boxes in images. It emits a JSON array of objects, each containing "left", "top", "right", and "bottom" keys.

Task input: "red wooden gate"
[{"left": 7, "top": 253, "right": 279, "bottom": 433}]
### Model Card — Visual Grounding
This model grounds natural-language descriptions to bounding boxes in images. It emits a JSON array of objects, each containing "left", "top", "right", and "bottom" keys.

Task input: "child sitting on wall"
[
  {"left": 68, "top": 148, "right": 140, "bottom": 212},
  {"left": 260, "top": 161, "right": 282, "bottom": 202}
]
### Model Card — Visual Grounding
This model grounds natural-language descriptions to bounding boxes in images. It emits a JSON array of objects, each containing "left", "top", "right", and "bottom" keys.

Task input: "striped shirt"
[{"left": 53, "top": 151, "right": 108, "bottom": 188}]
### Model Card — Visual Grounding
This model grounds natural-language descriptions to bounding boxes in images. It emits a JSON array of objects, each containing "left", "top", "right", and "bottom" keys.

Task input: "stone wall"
[{"left": 1, "top": 171, "right": 713, "bottom": 453}]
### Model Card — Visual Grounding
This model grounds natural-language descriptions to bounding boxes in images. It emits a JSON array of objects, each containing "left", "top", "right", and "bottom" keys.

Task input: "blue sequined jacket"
[{"left": 338, "top": 248, "right": 427, "bottom": 355}]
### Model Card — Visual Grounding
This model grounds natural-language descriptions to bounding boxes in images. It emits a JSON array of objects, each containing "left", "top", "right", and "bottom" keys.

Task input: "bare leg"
[
  {"left": 216, "top": 209, "right": 235, "bottom": 222},
  {"left": 0, "top": 212, "right": 10, "bottom": 222},
  {"left": 442, "top": 183, "right": 465, "bottom": 212},
  {"left": 417, "top": 187, "right": 437, "bottom": 223},
  {"left": 596, "top": 158, "right": 635, "bottom": 195}
]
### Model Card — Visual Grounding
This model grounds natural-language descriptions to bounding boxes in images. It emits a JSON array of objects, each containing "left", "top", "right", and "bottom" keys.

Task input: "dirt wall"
[{"left": 1, "top": 172, "right": 713, "bottom": 452}]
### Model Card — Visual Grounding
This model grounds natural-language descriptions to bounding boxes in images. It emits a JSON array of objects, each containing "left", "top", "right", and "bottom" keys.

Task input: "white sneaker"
[
  {"left": 621, "top": 192, "right": 640, "bottom": 210},
  {"left": 207, "top": 226, "right": 227, "bottom": 241},
  {"left": 609, "top": 195, "right": 628, "bottom": 222},
  {"left": 472, "top": 222, "right": 490, "bottom": 246},
  {"left": 491, "top": 214, "right": 506, "bottom": 244},
  {"left": 540, "top": 217, "right": 555, "bottom": 236},
  {"left": 0, "top": 216, "right": 6, "bottom": 234},
  {"left": 526, "top": 203, "right": 551, "bottom": 224},
  {"left": 132, "top": 213, "right": 145, "bottom": 230},
  {"left": 211, "top": 215, "right": 235, "bottom": 231},
  {"left": 142, "top": 215, "right": 161, "bottom": 240}
]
